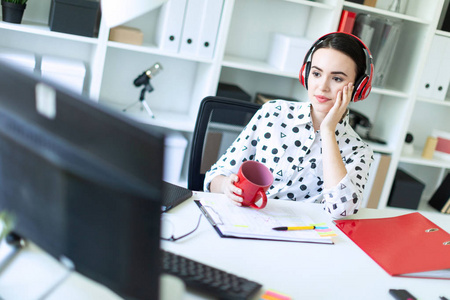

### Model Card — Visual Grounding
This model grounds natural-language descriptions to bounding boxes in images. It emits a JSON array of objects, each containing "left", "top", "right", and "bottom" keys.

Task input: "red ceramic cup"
[{"left": 234, "top": 161, "right": 273, "bottom": 209}]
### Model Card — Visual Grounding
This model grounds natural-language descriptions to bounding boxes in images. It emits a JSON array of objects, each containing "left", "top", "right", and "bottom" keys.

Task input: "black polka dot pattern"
[{"left": 205, "top": 100, "right": 374, "bottom": 219}]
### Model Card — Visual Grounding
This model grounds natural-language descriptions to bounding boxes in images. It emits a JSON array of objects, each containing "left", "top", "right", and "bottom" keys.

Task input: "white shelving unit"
[
  {"left": 397, "top": 1, "right": 450, "bottom": 213},
  {"left": 0, "top": 0, "right": 448, "bottom": 212}
]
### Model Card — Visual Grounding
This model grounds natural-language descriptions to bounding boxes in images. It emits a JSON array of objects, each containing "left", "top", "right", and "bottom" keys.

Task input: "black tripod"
[{"left": 123, "top": 70, "right": 157, "bottom": 118}]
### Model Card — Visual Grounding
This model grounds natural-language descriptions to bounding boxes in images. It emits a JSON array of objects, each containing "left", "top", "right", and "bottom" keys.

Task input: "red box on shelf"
[{"left": 433, "top": 130, "right": 450, "bottom": 161}]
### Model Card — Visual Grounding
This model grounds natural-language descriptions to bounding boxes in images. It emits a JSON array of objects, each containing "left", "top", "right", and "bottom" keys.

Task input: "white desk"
[
  {"left": 163, "top": 192, "right": 450, "bottom": 300},
  {"left": 0, "top": 192, "right": 449, "bottom": 300}
]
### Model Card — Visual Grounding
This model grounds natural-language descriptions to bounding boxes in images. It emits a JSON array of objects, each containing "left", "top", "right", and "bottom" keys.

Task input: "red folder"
[
  {"left": 334, "top": 212, "right": 450, "bottom": 279},
  {"left": 338, "top": 10, "right": 357, "bottom": 34}
]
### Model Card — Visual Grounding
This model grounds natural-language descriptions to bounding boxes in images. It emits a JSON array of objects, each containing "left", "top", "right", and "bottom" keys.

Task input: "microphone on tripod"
[
  {"left": 133, "top": 62, "right": 163, "bottom": 87},
  {"left": 123, "top": 62, "right": 163, "bottom": 118}
]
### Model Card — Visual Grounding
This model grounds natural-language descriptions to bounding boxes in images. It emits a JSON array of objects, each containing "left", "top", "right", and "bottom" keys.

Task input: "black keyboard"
[{"left": 162, "top": 250, "right": 262, "bottom": 300}]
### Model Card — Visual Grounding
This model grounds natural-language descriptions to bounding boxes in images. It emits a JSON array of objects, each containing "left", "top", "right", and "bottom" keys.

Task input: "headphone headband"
[{"left": 299, "top": 32, "right": 374, "bottom": 102}]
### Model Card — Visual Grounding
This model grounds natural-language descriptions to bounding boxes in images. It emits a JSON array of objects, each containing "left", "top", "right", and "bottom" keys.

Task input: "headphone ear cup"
[
  {"left": 299, "top": 61, "right": 310, "bottom": 89},
  {"left": 360, "top": 80, "right": 372, "bottom": 100},
  {"left": 299, "top": 63, "right": 305, "bottom": 86},
  {"left": 354, "top": 45, "right": 374, "bottom": 102},
  {"left": 353, "top": 76, "right": 368, "bottom": 102},
  {"left": 360, "top": 64, "right": 373, "bottom": 100}
]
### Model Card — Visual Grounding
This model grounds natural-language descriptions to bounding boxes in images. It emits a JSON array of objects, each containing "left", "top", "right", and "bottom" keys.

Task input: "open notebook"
[{"left": 196, "top": 197, "right": 335, "bottom": 244}]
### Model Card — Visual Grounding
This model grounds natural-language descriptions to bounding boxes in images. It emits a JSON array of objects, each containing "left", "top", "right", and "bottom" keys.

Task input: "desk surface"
[
  {"left": 1, "top": 192, "right": 450, "bottom": 300},
  {"left": 163, "top": 192, "right": 450, "bottom": 300}
]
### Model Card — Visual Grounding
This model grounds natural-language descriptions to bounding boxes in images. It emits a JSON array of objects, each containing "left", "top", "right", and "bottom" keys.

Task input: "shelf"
[
  {"left": 367, "top": 141, "right": 394, "bottom": 154},
  {"left": 416, "top": 97, "right": 450, "bottom": 107},
  {"left": 3, "top": 0, "right": 442, "bottom": 212},
  {"left": 0, "top": 20, "right": 98, "bottom": 44},
  {"left": 222, "top": 55, "right": 410, "bottom": 98},
  {"left": 370, "top": 87, "right": 408, "bottom": 98},
  {"left": 283, "top": 0, "right": 335, "bottom": 10},
  {"left": 107, "top": 41, "right": 215, "bottom": 63},
  {"left": 221, "top": 55, "right": 299, "bottom": 78},
  {"left": 417, "top": 200, "right": 442, "bottom": 213},
  {"left": 101, "top": 101, "right": 196, "bottom": 132},
  {"left": 416, "top": 193, "right": 449, "bottom": 214},
  {"left": 343, "top": 2, "right": 431, "bottom": 24},
  {"left": 436, "top": 30, "right": 450, "bottom": 38},
  {"left": 399, "top": 151, "right": 450, "bottom": 169},
  {"left": 388, "top": 200, "right": 444, "bottom": 214}
]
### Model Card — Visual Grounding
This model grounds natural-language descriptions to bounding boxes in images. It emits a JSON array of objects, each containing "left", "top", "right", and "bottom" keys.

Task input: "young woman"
[{"left": 204, "top": 32, "right": 374, "bottom": 219}]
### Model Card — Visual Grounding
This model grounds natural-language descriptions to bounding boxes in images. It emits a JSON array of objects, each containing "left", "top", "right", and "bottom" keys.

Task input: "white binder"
[
  {"left": 418, "top": 35, "right": 448, "bottom": 99},
  {"left": 154, "top": 0, "right": 188, "bottom": 53},
  {"left": 432, "top": 36, "right": 450, "bottom": 101},
  {"left": 196, "top": 0, "right": 224, "bottom": 59},
  {"left": 179, "top": 0, "right": 208, "bottom": 56}
]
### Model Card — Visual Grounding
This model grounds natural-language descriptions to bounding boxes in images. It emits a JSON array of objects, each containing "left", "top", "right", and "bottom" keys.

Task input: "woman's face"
[{"left": 307, "top": 48, "right": 357, "bottom": 116}]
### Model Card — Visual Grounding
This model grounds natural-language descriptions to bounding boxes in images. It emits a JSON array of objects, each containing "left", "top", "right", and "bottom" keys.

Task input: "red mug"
[{"left": 234, "top": 161, "right": 273, "bottom": 209}]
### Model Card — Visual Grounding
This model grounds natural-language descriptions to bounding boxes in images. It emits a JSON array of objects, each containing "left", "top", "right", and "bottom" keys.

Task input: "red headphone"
[{"left": 299, "top": 32, "right": 374, "bottom": 102}]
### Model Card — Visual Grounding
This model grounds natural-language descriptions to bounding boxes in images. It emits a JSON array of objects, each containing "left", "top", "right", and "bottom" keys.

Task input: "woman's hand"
[
  {"left": 321, "top": 82, "right": 354, "bottom": 133},
  {"left": 320, "top": 82, "right": 353, "bottom": 189},
  {"left": 210, "top": 174, "right": 244, "bottom": 206}
]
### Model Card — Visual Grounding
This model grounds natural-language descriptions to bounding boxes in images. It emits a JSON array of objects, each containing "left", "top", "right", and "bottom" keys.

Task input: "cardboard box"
[
  {"left": 41, "top": 55, "right": 86, "bottom": 94},
  {"left": 200, "top": 132, "right": 223, "bottom": 174},
  {"left": 109, "top": 26, "right": 144, "bottom": 46},
  {"left": 432, "top": 130, "right": 450, "bottom": 161},
  {"left": 363, "top": 153, "right": 391, "bottom": 209},
  {"left": 49, "top": 0, "right": 100, "bottom": 37},
  {"left": 268, "top": 33, "right": 312, "bottom": 73},
  {"left": 363, "top": 0, "right": 377, "bottom": 7}
]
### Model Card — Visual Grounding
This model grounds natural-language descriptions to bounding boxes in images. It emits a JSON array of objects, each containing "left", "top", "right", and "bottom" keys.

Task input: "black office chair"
[{"left": 187, "top": 96, "right": 261, "bottom": 191}]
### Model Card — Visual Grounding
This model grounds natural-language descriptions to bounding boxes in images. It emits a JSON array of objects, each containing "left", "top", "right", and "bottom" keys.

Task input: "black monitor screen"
[{"left": 0, "top": 61, "right": 165, "bottom": 300}]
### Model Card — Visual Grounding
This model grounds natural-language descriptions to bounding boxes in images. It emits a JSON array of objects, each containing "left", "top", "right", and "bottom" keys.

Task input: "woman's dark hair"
[{"left": 312, "top": 32, "right": 367, "bottom": 82}]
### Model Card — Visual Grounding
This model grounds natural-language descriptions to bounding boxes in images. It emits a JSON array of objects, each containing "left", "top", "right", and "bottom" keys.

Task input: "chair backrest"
[{"left": 188, "top": 96, "right": 261, "bottom": 191}]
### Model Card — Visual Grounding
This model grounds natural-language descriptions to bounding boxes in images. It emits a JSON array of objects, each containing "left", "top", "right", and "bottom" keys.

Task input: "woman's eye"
[
  {"left": 333, "top": 76, "right": 343, "bottom": 82},
  {"left": 312, "top": 71, "right": 320, "bottom": 77}
]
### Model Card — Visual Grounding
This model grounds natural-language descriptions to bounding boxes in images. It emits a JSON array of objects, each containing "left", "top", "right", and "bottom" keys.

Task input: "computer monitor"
[{"left": 0, "top": 61, "right": 165, "bottom": 300}]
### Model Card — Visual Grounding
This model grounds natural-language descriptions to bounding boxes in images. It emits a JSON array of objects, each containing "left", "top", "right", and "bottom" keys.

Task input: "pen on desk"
[
  {"left": 272, "top": 225, "right": 316, "bottom": 231},
  {"left": 440, "top": 296, "right": 449, "bottom": 300}
]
